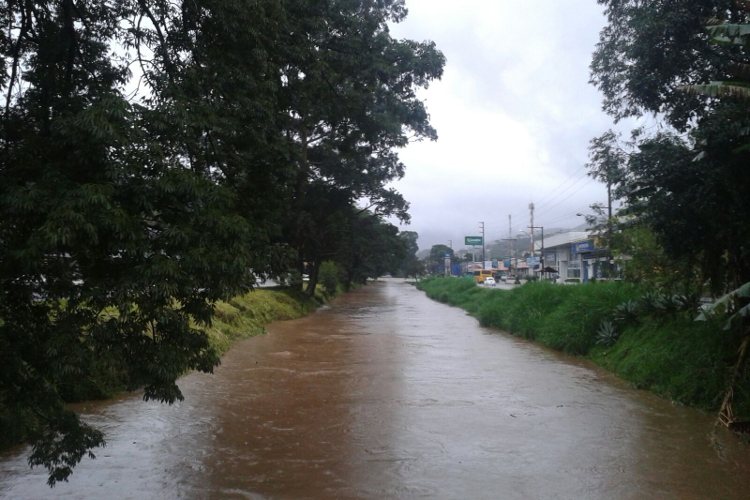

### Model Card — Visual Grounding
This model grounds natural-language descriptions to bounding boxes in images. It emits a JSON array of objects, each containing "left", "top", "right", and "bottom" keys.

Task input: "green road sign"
[{"left": 465, "top": 236, "right": 483, "bottom": 246}]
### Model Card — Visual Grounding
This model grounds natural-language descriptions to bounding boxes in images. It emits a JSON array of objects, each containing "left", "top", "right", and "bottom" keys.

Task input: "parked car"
[
  {"left": 502, "top": 274, "right": 517, "bottom": 283},
  {"left": 484, "top": 277, "right": 496, "bottom": 286}
]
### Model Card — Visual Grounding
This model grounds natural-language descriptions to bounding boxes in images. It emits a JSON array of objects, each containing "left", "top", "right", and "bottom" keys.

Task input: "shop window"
[{"left": 567, "top": 261, "right": 580, "bottom": 279}]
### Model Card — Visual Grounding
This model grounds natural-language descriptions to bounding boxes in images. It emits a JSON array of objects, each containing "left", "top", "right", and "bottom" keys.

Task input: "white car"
[{"left": 483, "top": 277, "right": 496, "bottom": 286}]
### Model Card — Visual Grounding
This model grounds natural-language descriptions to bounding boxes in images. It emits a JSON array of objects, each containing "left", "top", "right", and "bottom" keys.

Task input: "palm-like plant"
[
  {"left": 678, "top": 9, "right": 750, "bottom": 102},
  {"left": 696, "top": 281, "right": 750, "bottom": 429}
]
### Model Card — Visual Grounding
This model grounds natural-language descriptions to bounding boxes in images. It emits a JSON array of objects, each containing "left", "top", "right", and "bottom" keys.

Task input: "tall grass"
[
  {"left": 417, "top": 276, "right": 489, "bottom": 314},
  {"left": 590, "top": 317, "right": 741, "bottom": 412},
  {"left": 417, "top": 277, "right": 748, "bottom": 414},
  {"left": 205, "top": 288, "right": 322, "bottom": 355}
]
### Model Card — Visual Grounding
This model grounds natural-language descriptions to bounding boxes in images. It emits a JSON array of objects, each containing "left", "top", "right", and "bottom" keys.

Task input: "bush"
[{"left": 319, "top": 261, "right": 340, "bottom": 294}]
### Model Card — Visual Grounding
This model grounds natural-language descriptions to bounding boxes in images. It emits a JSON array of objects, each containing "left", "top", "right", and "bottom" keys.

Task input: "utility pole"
[
  {"left": 529, "top": 225, "right": 545, "bottom": 278},
  {"left": 501, "top": 214, "right": 516, "bottom": 278},
  {"left": 510, "top": 215, "right": 515, "bottom": 275},
  {"left": 479, "top": 221, "right": 485, "bottom": 269},
  {"left": 607, "top": 180, "right": 613, "bottom": 278},
  {"left": 446, "top": 240, "right": 452, "bottom": 277},
  {"left": 529, "top": 203, "right": 535, "bottom": 256}
]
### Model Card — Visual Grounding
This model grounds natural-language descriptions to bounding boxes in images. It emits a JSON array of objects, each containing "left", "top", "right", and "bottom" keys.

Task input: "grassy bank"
[
  {"left": 0, "top": 286, "right": 330, "bottom": 450},
  {"left": 417, "top": 277, "right": 749, "bottom": 417},
  {"left": 205, "top": 287, "right": 324, "bottom": 355}
]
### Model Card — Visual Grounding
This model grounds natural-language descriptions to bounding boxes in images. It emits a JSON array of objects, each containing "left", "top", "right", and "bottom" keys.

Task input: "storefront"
[{"left": 571, "top": 239, "right": 609, "bottom": 282}]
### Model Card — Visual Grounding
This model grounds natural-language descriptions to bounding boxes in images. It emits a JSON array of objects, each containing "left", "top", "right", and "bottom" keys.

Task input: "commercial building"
[{"left": 534, "top": 230, "right": 616, "bottom": 283}]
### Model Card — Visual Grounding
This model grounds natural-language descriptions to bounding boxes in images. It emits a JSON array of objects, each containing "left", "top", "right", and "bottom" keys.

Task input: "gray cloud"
[{"left": 388, "top": 0, "right": 637, "bottom": 250}]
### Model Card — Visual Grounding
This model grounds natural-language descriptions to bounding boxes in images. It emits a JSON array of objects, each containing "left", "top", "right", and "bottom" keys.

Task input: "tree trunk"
[
  {"left": 718, "top": 332, "right": 750, "bottom": 428},
  {"left": 305, "top": 258, "right": 321, "bottom": 297},
  {"left": 290, "top": 121, "right": 310, "bottom": 292}
]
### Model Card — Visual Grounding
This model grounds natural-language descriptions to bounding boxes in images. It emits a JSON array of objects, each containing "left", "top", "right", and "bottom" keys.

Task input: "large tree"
[
  {"left": 0, "top": 0, "right": 442, "bottom": 485},
  {"left": 275, "top": 0, "right": 444, "bottom": 294},
  {"left": 0, "top": 1, "right": 289, "bottom": 484},
  {"left": 590, "top": 0, "right": 744, "bottom": 130},
  {"left": 333, "top": 211, "right": 406, "bottom": 287},
  {"left": 590, "top": 0, "right": 750, "bottom": 292}
]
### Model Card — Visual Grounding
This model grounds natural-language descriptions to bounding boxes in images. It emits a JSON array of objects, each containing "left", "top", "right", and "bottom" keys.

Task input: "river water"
[{"left": 1, "top": 279, "right": 749, "bottom": 499}]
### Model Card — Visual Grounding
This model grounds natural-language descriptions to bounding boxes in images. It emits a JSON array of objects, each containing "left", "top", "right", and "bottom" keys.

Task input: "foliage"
[
  {"left": 591, "top": 0, "right": 750, "bottom": 295},
  {"left": 613, "top": 300, "right": 640, "bottom": 328},
  {"left": 591, "top": 0, "right": 738, "bottom": 130},
  {"left": 612, "top": 226, "right": 696, "bottom": 291},
  {"left": 311, "top": 209, "right": 406, "bottom": 289},
  {"left": 426, "top": 244, "right": 454, "bottom": 275},
  {"left": 394, "top": 230, "right": 424, "bottom": 279},
  {"left": 207, "top": 289, "right": 323, "bottom": 355},
  {"left": 416, "top": 277, "right": 487, "bottom": 314},
  {"left": 0, "top": 284, "right": 324, "bottom": 470},
  {"left": 679, "top": 14, "right": 750, "bottom": 103},
  {"left": 419, "top": 278, "right": 642, "bottom": 354},
  {"left": 318, "top": 261, "right": 341, "bottom": 295},
  {"left": 591, "top": 317, "right": 740, "bottom": 413},
  {"left": 696, "top": 280, "right": 750, "bottom": 329},
  {"left": 429, "top": 244, "right": 454, "bottom": 264},
  {"left": 277, "top": 0, "right": 445, "bottom": 295},
  {"left": 0, "top": 0, "right": 442, "bottom": 484},
  {"left": 597, "top": 321, "right": 620, "bottom": 347},
  {"left": 621, "top": 124, "right": 750, "bottom": 293}
]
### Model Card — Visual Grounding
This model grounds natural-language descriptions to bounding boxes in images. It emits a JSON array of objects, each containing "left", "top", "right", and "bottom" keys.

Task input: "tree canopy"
[
  {"left": 0, "top": 0, "right": 443, "bottom": 484},
  {"left": 590, "top": 0, "right": 750, "bottom": 293}
]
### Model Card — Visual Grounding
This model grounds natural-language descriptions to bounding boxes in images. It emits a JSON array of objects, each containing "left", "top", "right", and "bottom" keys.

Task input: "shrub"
[
  {"left": 319, "top": 261, "right": 340, "bottom": 294},
  {"left": 613, "top": 300, "right": 640, "bottom": 328},
  {"left": 596, "top": 321, "right": 619, "bottom": 347}
]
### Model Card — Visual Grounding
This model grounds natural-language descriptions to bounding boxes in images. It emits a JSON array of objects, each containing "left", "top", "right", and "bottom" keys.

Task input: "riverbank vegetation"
[
  {"left": 585, "top": 0, "right": 750, "bottom": 430},
  {"left": 416, "top": 278, "right": 750, "bottom": 419}
]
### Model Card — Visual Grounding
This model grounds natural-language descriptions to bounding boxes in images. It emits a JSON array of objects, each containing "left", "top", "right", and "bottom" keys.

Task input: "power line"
[
  {"left": 534, "top": 178, "right": 598, "bottom": 220},
  {"left": 502, "top": 162, "right": 593, "bottom": 223},
  {"left": 537, "top": 208, "right": 590, "bottom": 227},
  {"left": 505, "top": 165, "right": 588, "bottom": 224},
  {"left": 533, "top": 165, "right": 588, "bottom": 207},
  {"left": 533, "top": 171, "right": 591, "bottom": 213}
]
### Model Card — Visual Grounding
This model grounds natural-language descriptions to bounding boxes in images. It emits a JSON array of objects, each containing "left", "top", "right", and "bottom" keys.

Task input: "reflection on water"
[{"left": 1, "top": 279, "right": 749, "bottom": 499}]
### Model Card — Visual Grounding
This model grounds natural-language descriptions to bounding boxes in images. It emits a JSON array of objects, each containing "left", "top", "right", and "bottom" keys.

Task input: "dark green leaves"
[{"left": 1, "top": 0, "right": 442, "bottom": 485}]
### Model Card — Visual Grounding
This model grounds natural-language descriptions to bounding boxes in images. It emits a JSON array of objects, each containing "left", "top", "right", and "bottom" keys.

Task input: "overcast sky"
[{"left": 387, "top": 0, "right": 642, "bottom": 251}]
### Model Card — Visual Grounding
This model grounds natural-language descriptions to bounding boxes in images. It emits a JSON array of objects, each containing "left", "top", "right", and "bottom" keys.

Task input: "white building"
[{"left": 533, "top": 231, "right": 612, "bottom": 282}]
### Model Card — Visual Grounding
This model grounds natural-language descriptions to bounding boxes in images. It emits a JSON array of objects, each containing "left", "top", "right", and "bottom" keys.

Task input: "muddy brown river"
[{"left": 1, "top": 279, "right": 749, "bottom": 499}]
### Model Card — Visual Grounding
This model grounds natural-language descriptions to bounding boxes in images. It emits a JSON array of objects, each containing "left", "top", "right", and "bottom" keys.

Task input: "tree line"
[{"left": 0, "top": 0, "right": 442, "bottom": 484}]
